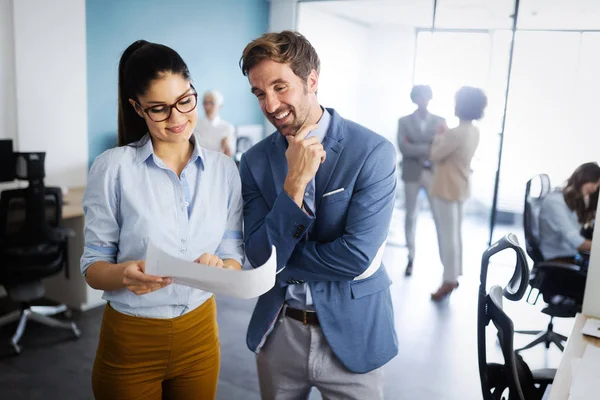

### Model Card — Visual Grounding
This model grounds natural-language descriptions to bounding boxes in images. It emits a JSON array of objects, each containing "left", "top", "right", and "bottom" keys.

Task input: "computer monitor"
[
  {"left": 0, "top": 139, "right": 16, "bottom": 182},
  {"left": 15, "top": 152, "right": 46, "bottom": 182}
]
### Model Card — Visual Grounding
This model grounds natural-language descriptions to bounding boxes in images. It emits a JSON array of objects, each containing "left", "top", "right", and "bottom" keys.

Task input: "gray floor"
[{"left": 0, "top": 207, "right": 570, "bottom": 399}]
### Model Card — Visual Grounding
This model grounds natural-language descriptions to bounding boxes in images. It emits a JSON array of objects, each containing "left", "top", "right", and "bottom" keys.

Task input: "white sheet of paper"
[{"left": 145, "top": 242, "right": 276, "bottom": 299}]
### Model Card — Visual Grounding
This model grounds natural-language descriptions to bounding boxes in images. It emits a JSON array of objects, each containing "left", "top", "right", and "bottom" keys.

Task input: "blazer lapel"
[
  {"left": 315, "top": 138, "right": 343, "bottom": 211},
  {"left": 407, "top": 112, "right": 421, "bottom": 140},
  {"left": 267, "top": 134, "right": 288, "bottom": 204},
  {"left": 315, "top": 109, "right": 345, "bottom": 211},
  {"left": 425, "top": 115, "right": 440, "bottom": 139}
]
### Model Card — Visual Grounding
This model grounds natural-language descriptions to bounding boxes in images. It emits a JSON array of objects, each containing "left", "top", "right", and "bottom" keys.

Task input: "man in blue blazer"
[{"left": 239, "top": 31, "right": 398, "bottom": 399}]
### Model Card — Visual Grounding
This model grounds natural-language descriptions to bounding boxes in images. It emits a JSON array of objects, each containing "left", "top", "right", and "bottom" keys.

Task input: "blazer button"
[{"left": 298, "top": 224, "right": 305, "bottom": 231}]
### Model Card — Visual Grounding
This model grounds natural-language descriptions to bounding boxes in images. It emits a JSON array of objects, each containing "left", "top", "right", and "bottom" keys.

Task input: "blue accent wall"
[{"left": 86, "top": 0, "right": 269, "bottom": 165}]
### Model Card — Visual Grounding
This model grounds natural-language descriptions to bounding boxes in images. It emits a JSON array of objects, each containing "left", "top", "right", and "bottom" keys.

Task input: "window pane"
[
  {"left": 499, "top": 32, "right": 582, "bottom": 216},
  {"left": 413, "top": 31, "right": 508, "bottom": 216},
  {"left": 572, "top": 33, "right": 600, "bottom": 172},
  {"left": 414, "top": 32, "right": 491, "bottom": 126}
]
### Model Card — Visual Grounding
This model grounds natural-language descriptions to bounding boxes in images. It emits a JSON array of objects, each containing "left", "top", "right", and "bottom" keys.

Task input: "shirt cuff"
[{"left": 80, "top": 245, "right": 117, "bottom": 275}]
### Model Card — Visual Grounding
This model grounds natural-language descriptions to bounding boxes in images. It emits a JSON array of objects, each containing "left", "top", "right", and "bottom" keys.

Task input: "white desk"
[
  {"left": 62, "top": 186, "right": 85, "bottom": 219},
  {"left": 548, "top": 313, "right": 600, "bottom": 399}
]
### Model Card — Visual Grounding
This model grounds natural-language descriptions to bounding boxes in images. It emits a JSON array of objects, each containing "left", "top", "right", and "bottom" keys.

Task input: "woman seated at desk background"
[{"left": 539, "top": 162, "right": 600, "bottom": 267}]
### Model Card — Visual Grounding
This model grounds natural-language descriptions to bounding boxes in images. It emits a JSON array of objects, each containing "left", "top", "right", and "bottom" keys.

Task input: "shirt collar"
[
  {"left": 412, "top": 110, "right": 431, "bottom": 123},
  {"left": 135, "top": 133, "right": 204, "bottom": 169},
  {"left": 188, "top": 134, "right": 204, "bottom": 169},
  {"left": 306, "top": 107, "right": 331, "bottom": 143},
  {"left": 134, "top": 134, "right": 154, "bottom": 164}
]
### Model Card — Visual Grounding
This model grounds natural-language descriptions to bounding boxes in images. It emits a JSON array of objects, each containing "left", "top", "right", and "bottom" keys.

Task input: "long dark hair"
[
  {"left": 563, "top": 162, "right": 600, "bottom": 224},
  {"left": 117, "top": 40, "right": 191, "bottom": 146}
]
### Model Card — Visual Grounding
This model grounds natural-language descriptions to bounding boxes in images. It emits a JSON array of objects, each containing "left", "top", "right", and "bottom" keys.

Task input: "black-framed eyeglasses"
[{"left": 134, "top": 91, "right": 198, "bottom": 123}]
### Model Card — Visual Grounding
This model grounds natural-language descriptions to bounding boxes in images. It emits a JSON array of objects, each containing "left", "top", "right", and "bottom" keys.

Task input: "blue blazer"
[{"left": 240, "top": 108, "right": 398, "bottom": 374}]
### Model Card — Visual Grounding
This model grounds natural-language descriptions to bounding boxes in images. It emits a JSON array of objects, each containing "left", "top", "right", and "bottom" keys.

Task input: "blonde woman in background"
[
  {"left": 195, "top": 90, "right": 236, "bottom": 157},
  {"left": 429, "top": 86, "right": 488, "bottom": 301}
]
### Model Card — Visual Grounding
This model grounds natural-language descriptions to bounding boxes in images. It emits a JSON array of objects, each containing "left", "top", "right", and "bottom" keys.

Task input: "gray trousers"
[
  {"left": 256, "top": 309, "right": 384, "bottom": 400},
  {"left": 403, "top": 169, "right": 433, "bottom": 261}
]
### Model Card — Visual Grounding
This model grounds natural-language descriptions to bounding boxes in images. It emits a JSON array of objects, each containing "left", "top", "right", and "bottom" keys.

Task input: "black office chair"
[
  {"left": 478, "top": 234, "right": 555, "bottom": 400},
  {"left": 0, "top": 184, "right": 81, "bottom": 354},
  {"left": 518, "top": 174, "right": 585, "bottom": 352}
]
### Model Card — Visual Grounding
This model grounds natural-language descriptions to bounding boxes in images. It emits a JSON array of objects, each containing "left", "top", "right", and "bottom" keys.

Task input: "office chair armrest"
[
  {"left": 531, "top": 368, "right": 555, "bottom": 385},
  {"left": 530, "top": 261, "right": 587, "bottom": 307},
  {"left": 530, "top": 261, "right": 585, "bottom": 286},
  {"left": 528, "top": 261, "right": 585, "bottom": 304}
]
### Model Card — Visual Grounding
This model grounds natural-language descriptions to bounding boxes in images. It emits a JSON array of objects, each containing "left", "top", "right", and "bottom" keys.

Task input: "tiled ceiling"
[{"left": 302, "top": 0, "right": 600, "bottom": 30}]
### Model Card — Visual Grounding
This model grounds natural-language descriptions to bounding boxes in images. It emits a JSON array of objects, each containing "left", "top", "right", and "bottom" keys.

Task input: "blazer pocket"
[
  {"left": 350, "top": 268, "right": 391, "bottom": 299},
  {"left": 322, "top": 189, "right": 351, "bottom": 205}
]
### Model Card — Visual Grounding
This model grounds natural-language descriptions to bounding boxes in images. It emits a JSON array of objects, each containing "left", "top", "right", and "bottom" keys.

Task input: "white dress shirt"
[
  {"left": 81, "top": 134, "right": 244, "bottom": 318},
  {"left": 539, "top": 189, "right": 586, "bottom": 260},
  {"left": 416, "top": 113, "right": 430, "bottom": 133},
  {"left": 195, "top": 116, "right": 236, "bottom": 155},
  {"left": 284, "top": 108, "right": 331, "bottom": 311}
]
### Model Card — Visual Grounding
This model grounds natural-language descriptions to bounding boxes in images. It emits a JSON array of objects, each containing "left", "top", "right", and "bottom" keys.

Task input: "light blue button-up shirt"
[
  {"left": 539, "top": 189, "right": 586, "bottom": 260},
  {"left": 285, "top": 108, "right": 331, "bottom": 311},
  {"left": 81, "top": 134, "right": 244, "bottom": 318}
]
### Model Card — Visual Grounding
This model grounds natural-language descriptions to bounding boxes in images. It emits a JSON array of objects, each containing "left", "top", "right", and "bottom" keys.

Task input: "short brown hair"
[{"left": 240, "top": 30, "right": 320, "bottom": 81}]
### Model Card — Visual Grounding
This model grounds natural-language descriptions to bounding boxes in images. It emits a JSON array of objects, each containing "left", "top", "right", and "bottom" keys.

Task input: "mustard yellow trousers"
[{"left": 92, "top": 296, "right": 220, "bottom": 400}]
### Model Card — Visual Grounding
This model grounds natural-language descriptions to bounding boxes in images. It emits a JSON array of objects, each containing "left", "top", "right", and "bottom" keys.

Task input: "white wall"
[
  {"left": 297, "top": 6, "right": 416, "bottom": 147},
  {"left": 263, "top": 0, "right": 300, "bottom": 136},
  {"left": 270, "top": 1, "right": 416, "bottom": 148},
  {"left": 12, "top": 0, "right": 88, "bottom": 187},
  {"left": 269, "top": 0, "right": 297, "bottom": 33},
  {"left": 0, "top": 0, "right": 17, "bottom": 142},
  {"left": 297, "top": 6, "right": 370, "bottom": 127}
]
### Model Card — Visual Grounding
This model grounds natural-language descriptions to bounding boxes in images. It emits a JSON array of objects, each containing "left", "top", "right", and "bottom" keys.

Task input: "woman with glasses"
[{"left": 81, "top": 40, "right": 244, "bottom": 399}]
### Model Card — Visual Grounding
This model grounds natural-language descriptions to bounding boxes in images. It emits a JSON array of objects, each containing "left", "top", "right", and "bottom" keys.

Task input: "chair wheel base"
[
  {"left": 72, "top": 324, "right": 81, "bottom": 339},
  {"left": 10, "top": 342, "right": 21, "bottom": 355}
]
